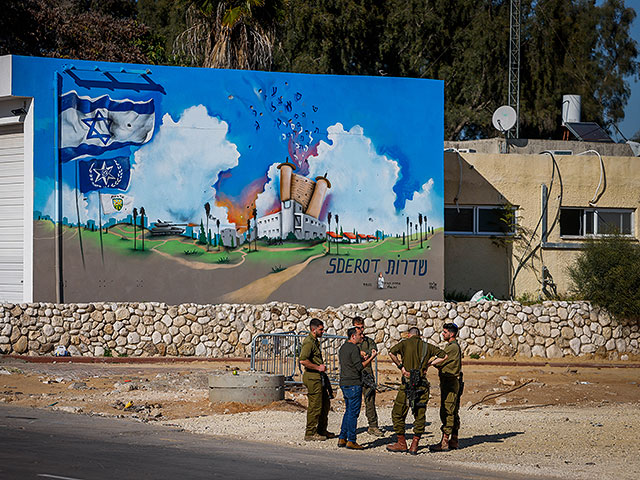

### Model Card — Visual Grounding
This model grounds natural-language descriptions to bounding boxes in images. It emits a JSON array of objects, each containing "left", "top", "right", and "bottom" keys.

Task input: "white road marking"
[{"left": 38, "top": 474, "right": 86, "bottom": 480}]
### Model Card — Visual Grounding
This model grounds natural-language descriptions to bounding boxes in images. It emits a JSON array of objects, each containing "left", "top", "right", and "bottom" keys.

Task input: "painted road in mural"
[{"left": 13, "top": 56, "right": 444, "bottom": 306}]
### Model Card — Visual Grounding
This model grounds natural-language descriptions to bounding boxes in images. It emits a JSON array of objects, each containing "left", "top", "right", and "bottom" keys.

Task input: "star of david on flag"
[
  {"left": 60, "top": 91, "right": 155, "bottom": 162},
  {"left": 78, "top": 156, "right": 131, "bottom": 193}
]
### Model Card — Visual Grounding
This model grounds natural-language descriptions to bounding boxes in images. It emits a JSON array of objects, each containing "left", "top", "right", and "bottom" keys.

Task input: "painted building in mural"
[
  {"left": 256, "top": 160, "right": 329, "bottom": 241},
  {"left": 0, "top": 55, "right": 444, "bottom": 307}
]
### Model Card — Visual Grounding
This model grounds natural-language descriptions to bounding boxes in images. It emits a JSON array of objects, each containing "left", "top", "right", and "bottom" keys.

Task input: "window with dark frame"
[
  {"left": 445, "top": 206, "right": 516, "bottom": 235},
  {"left": 559, "top": 208, "right": 633, "bottom": 236}
]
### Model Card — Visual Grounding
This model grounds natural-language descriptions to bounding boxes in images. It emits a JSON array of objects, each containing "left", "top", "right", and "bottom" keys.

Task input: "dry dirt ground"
[{"left": 1, "top": 357, "right": 639, "bottom": 480}]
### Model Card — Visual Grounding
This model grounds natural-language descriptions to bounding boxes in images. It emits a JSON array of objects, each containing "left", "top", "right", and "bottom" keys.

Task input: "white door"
[{"left": 0, "top": 123, "right": 24, "bottom": 302}]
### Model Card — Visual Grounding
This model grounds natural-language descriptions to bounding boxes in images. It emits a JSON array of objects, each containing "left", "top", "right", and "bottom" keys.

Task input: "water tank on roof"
[{"left": 562, "top": 94, "right": 581, "bottom": 125}]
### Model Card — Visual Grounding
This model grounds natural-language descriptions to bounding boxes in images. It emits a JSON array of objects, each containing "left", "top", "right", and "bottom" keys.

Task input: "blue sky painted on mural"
[{"left": 12, "top": 55, "right": 444, "bottom": 235}]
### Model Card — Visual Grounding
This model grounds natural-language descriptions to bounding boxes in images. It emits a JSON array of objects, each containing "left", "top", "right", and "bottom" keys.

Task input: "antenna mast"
[{"left": 508, "top": 0, "right": 521, "bottom": 138}]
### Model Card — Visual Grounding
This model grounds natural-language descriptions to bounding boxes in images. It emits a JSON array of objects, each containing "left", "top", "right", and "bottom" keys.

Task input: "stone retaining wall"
[{"left": 0, "top": 300, "right": 638, "bottom": 359}]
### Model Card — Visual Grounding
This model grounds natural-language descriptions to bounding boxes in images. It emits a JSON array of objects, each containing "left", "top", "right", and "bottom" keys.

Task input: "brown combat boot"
[
  {"left": 346, "top": 441, "right": 365, "bottom": 450},
  {"left": 429, "top": 433, "right": 450, "bottom": 452},
  {"left": 337, "top": 438, "right": 347, "bottom": 448},
  {"left": 386, "top": 434, "right": 408, "bottom": 453},
  {"left": 408, "top": 435, "right": 421, "bottom": 455},
  {"left": 449, "top": 434, "right": 459, "bottom": 449}
]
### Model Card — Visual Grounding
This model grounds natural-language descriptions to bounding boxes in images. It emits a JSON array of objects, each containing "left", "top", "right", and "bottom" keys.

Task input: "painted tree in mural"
[
  {"left": 204, "top": 202, "right": 211, "bottom": 251},
  {"left": 173, "top": 0, "right": 282, "bottom": 69},
  {"left": 198, "top": 220, "right": 207, "bottom": 245},
  {"left": 132, "top": 207, "right": 138, "bottom": 251},
  {"left": 327, "top": 211, "right": 332, "bottom": 254},
  {"left": 216, "top": 218, "right": 221, "bottom": 251},
  {"left": 406, "top": 217, "right": 410, "bottom": 250},
  {"left": 335, "top": 214, "right": 339, "bottom": 255},
  {"left": 140, "top": 207, "right": 146, "bottom": 251},
  {"left": 418, "top": 213, "right": 423, "bottom": 249},
  {"left": 252, "top": 207, "right": 258, "bottom": 251}
]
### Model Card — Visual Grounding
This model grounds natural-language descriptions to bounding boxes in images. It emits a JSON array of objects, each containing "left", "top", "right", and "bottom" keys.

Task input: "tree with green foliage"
[
  {"left": 568, "top": 235, "right": 640, "bottom": 320},
  {"left": 0, "top": 0, "right": 167, "bottom": 63},
  {"left": 174, "top": 0, "right": 282, "bottom": 69},
  {"left": 274, "top": 0, "right": 638, "bottom": 140}
]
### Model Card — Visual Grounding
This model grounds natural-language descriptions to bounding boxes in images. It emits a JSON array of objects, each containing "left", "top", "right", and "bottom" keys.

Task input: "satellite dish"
[{"left": 492, "top": 105, "right": 517, "bottom": 132}]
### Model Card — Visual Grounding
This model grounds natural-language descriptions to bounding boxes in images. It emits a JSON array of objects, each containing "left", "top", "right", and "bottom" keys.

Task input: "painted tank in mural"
[{"left": 12, "top": 55, "right": 444, "bottom": 306}]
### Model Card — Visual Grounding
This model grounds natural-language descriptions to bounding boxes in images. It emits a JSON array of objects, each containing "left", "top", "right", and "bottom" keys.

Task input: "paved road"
[{"left": 0, "top": 405, "right": 544, "bottom": 480}]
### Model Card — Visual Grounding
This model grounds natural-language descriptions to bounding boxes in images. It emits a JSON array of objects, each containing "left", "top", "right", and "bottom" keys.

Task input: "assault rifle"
[
  {"left": 404, "top": 369, "right": 427, "bottom": 416},
  {"left": 320, "top": 371, "right": 334, "bottom": 399}
]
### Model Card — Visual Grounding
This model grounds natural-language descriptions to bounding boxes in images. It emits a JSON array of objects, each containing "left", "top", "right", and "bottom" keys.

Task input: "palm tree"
[
  {"left": 418, "top": 213, "right": 423, "bottom": 248},
  {"left": 132, "top": 208, "right": 138, "bottom": 251},
  {"left": 406, "top": 217, "right": 410, "bottom": 250},
  {"left": 252, "top": 207, "right": 258, "bottom": 251},
  {"left": 335, "top": 214, "right": 339, "bottom": 255},
  {"left": 140, "top": 207, "right": 146, "bottom": 251},
  {"left": 327, "top": 212, "right": 332, "bottom": 254},
  {"left": 216, "top": 218, "right": 221, "bottom": 251},
  {"left": 204, "top": 202, "right": 211, "bottom": 251},
  {"left": 174, "top": 0, "right": 281, "bottom": 70},
  {"left": 423, "top": 214, "right": 428, "bottom": 240}
]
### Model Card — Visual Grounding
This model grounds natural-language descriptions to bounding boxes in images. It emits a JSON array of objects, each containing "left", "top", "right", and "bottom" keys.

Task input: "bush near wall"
[{"left": 0, "top": 300, "right": 638, "bottom": 359}]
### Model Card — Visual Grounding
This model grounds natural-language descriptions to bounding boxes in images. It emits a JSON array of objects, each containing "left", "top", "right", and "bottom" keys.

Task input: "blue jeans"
[{"left": 339, "top": 385, "right": 363, "bottom": 442}]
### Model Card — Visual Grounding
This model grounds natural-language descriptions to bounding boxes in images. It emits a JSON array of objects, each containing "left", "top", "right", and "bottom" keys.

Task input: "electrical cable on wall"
[
  {"left": 510, "top": 151, "right": 563, "bottom": 299},
  {"left": 576, "top": 150, "right": 606, "bottom": 206}
]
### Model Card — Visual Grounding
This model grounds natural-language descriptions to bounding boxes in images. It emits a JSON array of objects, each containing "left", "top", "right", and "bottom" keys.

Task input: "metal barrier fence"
[{"left": 250, "top": 332, "right": 377, "bottom": 385}]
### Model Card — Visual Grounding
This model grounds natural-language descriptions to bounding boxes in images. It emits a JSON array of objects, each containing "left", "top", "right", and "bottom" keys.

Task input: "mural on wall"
[{"left": 17, "top": 56, "right": 444, "bottom": 306}]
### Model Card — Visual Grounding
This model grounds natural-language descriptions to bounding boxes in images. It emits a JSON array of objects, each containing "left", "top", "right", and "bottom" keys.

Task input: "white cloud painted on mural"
[
  {"left": 128, "top": 105, "right": 239, "bottom": 225},
  {"left": 255, "top": 163, "right": 280, "bottom": 216},
  {"left": 254, "top": 123, "right": 441, "bottom": 236},
  {"left": 43, "top": 182, "right": 98, "bottom": 226}
]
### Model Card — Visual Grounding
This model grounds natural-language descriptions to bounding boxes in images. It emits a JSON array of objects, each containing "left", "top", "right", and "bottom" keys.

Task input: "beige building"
[{"left": 444, "top": 150, "right": 639, "bottom": 300}]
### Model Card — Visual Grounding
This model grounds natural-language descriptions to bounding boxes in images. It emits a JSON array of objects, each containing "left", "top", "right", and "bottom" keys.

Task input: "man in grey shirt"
[{"left": 337, "top": 327, "right": 377, "bottom": 450}]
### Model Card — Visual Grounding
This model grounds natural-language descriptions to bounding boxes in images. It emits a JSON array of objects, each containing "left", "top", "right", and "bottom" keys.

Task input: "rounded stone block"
[{"left": 208, "top": 372, "right": 284, "bottom": 405}]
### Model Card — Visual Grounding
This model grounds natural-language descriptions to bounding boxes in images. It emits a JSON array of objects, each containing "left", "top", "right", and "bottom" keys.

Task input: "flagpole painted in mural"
[{"left": 73, "top": 159, "right": 86, "bottom": 268}]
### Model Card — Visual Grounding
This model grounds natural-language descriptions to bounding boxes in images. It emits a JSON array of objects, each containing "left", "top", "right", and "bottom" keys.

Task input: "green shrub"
[{"left": 568, "top": 235, "right": 640, "bottom": 319}]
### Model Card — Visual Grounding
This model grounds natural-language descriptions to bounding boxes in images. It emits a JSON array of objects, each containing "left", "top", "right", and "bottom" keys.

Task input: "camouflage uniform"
[
  {"left": 300, "top": 333, "right": 330, "bottom": 436},
  {"left": 389, "top": 336, "right": 446, "bottom": 435}
]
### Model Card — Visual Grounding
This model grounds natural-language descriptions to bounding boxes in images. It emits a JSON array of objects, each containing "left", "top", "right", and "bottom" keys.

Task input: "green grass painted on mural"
[
  {"left": 242, "top": 243, "right": 326, "bottom": 268},
  {"left": 154, "top": 240, "right": 243, "bottom": 264}
]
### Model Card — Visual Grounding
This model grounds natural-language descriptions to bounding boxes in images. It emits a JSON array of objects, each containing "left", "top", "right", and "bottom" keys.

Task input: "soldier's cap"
[{"left": 443, "top": 322, "right": 459, "bottom": 334}]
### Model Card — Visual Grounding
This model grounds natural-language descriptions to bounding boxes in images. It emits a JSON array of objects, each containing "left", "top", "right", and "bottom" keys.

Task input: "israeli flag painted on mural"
[
  {"left": 60, "top": 91, "right": 155, "bottom": 162},
  {"left": 78, "top": 156, "right": 131, "bottom": 193}
]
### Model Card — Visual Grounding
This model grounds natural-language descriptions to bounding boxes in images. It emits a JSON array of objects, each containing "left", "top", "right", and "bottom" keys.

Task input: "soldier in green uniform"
[
  {"left": 352, "top": 317, "right": 384, "bottom": 437},
  {"left": 387, "top": 327, "right": 447, "bottom": 455},
  {"left": 299, "top": 318, "right": 335, "bottom": 441},
  {"left": 431, "top": 322, "right": 463, "bottom": 451}
]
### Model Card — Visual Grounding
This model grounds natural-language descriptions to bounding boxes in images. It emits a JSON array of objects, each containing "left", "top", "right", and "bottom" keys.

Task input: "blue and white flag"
[
  {"left": 78, "top": 156, "right": 131, "bottom": 193},
  {"left": 60, "top": 91, "right": 155, "bottom": 162}
]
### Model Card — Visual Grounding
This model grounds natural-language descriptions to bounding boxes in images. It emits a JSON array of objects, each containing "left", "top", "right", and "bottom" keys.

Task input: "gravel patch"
[{"left": 167, "top": 403, "right": 640, "bottom": 480}]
